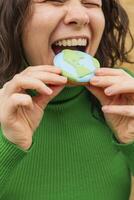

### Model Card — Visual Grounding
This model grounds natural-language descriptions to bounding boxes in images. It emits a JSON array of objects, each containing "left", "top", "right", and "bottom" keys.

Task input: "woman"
[{"left": 0, "top": 0, "right": 134, "bottom": 199}]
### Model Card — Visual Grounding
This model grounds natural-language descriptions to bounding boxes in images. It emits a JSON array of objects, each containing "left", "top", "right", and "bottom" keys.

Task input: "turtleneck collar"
[{"left": 50, "top": 86, "right": 85, "bottom": 104}]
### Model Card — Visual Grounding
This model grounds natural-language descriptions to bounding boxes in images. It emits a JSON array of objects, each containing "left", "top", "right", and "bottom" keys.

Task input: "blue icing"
[{"left": 78, "top": 73, "right": 95, "bottom": 82}]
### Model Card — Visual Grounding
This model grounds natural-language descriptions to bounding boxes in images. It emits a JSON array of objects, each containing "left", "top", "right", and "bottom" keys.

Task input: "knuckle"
[
  {"left": 0, "top": 82, "right": 11, "bottom": 96},
  {"left": 2, "top": 81, "right": 11, "bottom": 89},
  {"left": 25, "top": 66, "right": 33, "bottom": 72},
  {"left": 13, "top": 74, "right": 21, "bottom": 82}
]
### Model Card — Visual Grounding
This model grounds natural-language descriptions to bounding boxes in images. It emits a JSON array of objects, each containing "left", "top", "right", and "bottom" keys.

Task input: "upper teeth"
[{"left": 55, "top": 38, "right": 87, "bottom": 47}]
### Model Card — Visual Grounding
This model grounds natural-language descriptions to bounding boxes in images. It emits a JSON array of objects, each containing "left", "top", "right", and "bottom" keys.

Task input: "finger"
[
  {"left": 21, "top": 65, "right": 61, "bottom": 75},
  {"left": 5, "top": 75, "right": 53, "bottom": 96},
  {"left": 95, "top": 68, "right": 129, "bottom": 76},
  {"left": 33, "top": 85, "right": 65, "bottom": 109},
  {"left": 104, "top": 80, "right": 134, "bottom": 96},
  {"left": 21, "top": 71, "right": 67, "bottom": 85},
  {"left": 5, "top": 93, "right": 34, "bottom": 118},
  {"left": 102, "top": 105, "right": 134, "bottom": 117},
  {"left": 90, "top": 75, "right": 121, "bottom": 87}
]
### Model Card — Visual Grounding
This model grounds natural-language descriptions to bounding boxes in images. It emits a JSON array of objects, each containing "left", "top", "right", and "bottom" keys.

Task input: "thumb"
[
  {"left": 49, "top": 85, "right": 65, "bottom": 99},
  {"left": 86, "top": 85, "right": 109, "bottom": 106},
  {"left": 33, "top": 85, "right": 65, "bottom": 109}
]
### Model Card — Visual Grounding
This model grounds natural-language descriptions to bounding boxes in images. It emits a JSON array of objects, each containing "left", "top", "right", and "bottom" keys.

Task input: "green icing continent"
[
  {"left": 62, "top": 69, "right": 78, "bottom": 82},
  {"left": 63, "top": 50, "right": 90, "bottom": 78},
  {"left": 76, "top": 66, "right": 91, "bottom": 77}
]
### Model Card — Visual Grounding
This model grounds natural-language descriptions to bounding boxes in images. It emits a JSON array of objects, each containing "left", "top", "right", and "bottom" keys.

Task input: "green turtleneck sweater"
[{"left": 0, "top": 86, "right": 134, "bottom": 200}]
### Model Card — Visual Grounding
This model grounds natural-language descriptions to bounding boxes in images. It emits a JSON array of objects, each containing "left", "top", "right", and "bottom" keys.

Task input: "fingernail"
[
  {"left": 61, "top": 77, "right": 67, "bottom": 82},
  {"left": 105, "top": 89, "right": 113, "bottom": 95}
]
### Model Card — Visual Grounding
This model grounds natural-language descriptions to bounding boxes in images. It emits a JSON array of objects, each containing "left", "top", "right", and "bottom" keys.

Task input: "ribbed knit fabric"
[{"left": 0, "top": 86, "right": 134, "bottom": 200}]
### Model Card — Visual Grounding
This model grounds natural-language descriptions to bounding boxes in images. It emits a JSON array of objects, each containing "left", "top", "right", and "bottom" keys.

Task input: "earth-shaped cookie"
[{"left": 53, "top": 49, "right": 100, "bottom": 85}]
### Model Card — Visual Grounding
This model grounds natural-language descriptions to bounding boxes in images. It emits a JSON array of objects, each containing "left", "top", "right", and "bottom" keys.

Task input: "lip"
[{"left": 51, "top": 35, "right": 90, "bottom": 53}]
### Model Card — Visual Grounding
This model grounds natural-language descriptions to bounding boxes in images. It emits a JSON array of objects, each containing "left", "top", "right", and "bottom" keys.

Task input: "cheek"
[
  {"left": 21, "top": 9, "right": 56, "bottom": 54},
  {"left": 21, "top": 6, "right": 66, "bottom": 65},
  {"left": 24, "top": 6, "right": 66, "bottom": 38},
  {"left": 23, "top": 15, "right": 52, "bottom": 41},
  {"left": 87, "top": 11, "right": 105, "bottom": 56},
  {"left": 22, "top": 7, "right": 67, "bottom": 54},
  {"left": 90, "top": 11, "right": 105, "bottom": 37}
]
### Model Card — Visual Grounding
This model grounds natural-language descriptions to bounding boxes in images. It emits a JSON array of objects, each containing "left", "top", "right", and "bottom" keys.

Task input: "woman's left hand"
[{"left": 86, "top": 67, "right": 134, "bottom": 144}]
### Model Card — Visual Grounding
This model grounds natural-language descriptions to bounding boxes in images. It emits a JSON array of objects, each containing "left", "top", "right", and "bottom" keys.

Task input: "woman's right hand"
[{"left": 0, "top": 65, "right": 67, "bottom": 150}]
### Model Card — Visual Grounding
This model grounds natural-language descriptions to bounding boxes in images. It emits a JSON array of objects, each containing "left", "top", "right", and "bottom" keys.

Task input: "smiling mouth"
[{"left": 52, "top": 37, "right": 88, "bottom": 55}]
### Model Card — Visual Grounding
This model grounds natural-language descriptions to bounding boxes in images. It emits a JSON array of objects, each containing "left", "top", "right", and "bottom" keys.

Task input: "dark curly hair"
[{"left": 0, "top": 0, "right": 134, "bottom": 87}]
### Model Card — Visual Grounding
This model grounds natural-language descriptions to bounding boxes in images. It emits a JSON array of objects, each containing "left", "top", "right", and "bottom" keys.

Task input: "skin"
[{"left": 0, "top": 0, "right": 134, "bottom": 150}]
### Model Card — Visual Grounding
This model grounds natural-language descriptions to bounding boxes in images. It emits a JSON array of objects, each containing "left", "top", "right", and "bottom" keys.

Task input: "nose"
[{"left": 64, "top": 3, "right": 90, "bottom": 28}]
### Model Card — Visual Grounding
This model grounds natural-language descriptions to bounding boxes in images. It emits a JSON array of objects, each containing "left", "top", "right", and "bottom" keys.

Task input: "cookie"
[{"left": 53, "top": 49, "right": 100, "bottom": 85}]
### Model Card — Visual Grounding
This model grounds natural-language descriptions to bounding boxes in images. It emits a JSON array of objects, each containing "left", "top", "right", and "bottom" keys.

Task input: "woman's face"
[{"left": 22, "top": 0, "right": 105, "bottom": 66}]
